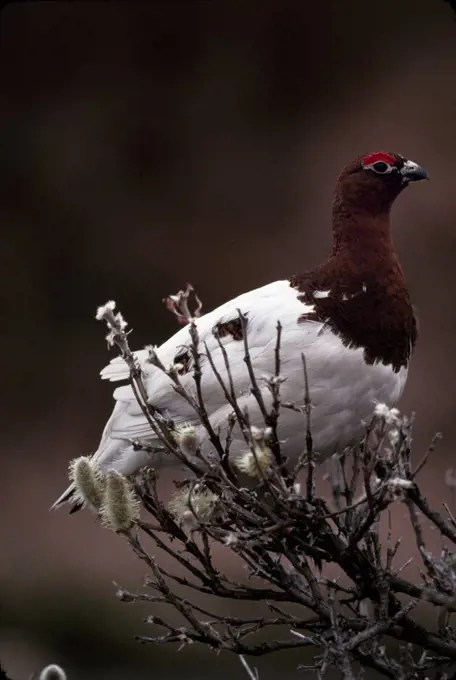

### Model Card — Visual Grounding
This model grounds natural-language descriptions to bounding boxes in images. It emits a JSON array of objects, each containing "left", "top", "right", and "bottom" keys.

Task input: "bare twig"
[{"left": 89, "top": 290, "right": 456, "bottom": 679}]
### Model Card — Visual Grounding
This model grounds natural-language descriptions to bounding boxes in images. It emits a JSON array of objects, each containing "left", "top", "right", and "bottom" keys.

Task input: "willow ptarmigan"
[{"left": 52, "top": 151, "right": 428, "bottom": 512}]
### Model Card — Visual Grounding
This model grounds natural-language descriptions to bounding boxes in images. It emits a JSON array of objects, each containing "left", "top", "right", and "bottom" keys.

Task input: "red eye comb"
[{"left": 362, "top": 152, "right": 396, "bottom": 166}]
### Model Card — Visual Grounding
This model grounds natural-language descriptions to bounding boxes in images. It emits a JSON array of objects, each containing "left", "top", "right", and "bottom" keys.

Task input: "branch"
[{"left": 78, "top": 287, "right": 455, "bottom": 679}]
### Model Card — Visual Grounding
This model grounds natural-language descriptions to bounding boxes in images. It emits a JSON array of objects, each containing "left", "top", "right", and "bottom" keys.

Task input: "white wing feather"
[
  {"left": 52, "top": 279, "right": 407, "bottom": 508},
  {"left": 95, "top": 279, "right": 407, "bottom": 460}
]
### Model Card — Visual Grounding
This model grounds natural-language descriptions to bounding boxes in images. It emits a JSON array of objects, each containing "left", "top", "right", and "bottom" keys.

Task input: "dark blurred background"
[{"left": 1, "top": 1, "right": 456, "bottom": 678}]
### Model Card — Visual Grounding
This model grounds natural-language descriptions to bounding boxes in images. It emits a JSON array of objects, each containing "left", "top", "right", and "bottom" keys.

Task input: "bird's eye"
[{"left": 372, "top": 161, "right": 389, "bottom": 174}]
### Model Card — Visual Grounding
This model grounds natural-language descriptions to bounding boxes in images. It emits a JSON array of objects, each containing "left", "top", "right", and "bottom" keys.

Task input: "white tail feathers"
[
  {"left": 50, "top": 482, "right": 76, "bottom": 511},
  {"left": 99, "top": 349, "right": 149, "bottom": 382}
]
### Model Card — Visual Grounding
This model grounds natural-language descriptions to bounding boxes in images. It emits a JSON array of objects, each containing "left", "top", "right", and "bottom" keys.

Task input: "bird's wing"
[
  {"left": 96, "top": 279, "right": 316, "bottom": 445},
  {"left": 100, "top": 348, "right": 149, "bottom": 382}
]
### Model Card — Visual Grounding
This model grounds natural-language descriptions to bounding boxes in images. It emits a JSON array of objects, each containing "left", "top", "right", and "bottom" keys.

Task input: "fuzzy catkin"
[
  {"left": 39, "top": 664, "right": 67, "bottom": 680},
  {"left": 101, "top": 470, "right": 140, "bottom": 530},
  {"left": 69, "top": 456, "right": 104, "bottom": 510}
]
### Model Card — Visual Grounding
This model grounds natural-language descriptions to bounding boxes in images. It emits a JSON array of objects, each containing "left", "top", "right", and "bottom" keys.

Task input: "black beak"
[{"left": 400, "top": 159, "right": 429, "bottom": 183}]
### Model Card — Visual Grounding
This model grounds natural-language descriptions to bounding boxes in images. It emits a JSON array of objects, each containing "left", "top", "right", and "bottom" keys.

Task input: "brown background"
[{"left": 1, "top": 1, "right": 456, "bottom": 678}]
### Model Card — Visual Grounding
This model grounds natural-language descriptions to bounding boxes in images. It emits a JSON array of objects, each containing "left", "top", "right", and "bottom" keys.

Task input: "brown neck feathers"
[{"left": 290, "top": 199, "right": 417, "bottom": 372}]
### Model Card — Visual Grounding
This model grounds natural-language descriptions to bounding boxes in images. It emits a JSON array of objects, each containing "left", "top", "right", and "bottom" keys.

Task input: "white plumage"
[
  {"left": 52, "top": 279, "right": 407, "bottom": 509},
  {"left": 52, "top": 149, "right": 431, "bottom": 511}
]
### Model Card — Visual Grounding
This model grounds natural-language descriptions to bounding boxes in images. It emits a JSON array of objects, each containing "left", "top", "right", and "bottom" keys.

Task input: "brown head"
[
  {"left": 291, "top": 151, "right": 429, "bottom": 371},
  {"left": 335, "top": 151, "right": 429, "bottom": 216},
  {"left": 332, "top": 151, "right": 428, "bottom": 254}
]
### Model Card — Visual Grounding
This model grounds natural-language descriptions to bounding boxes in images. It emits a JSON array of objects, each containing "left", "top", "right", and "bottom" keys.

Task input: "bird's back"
[{"left": 93, "top": 278, "right": 408, "bottom": 467}]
